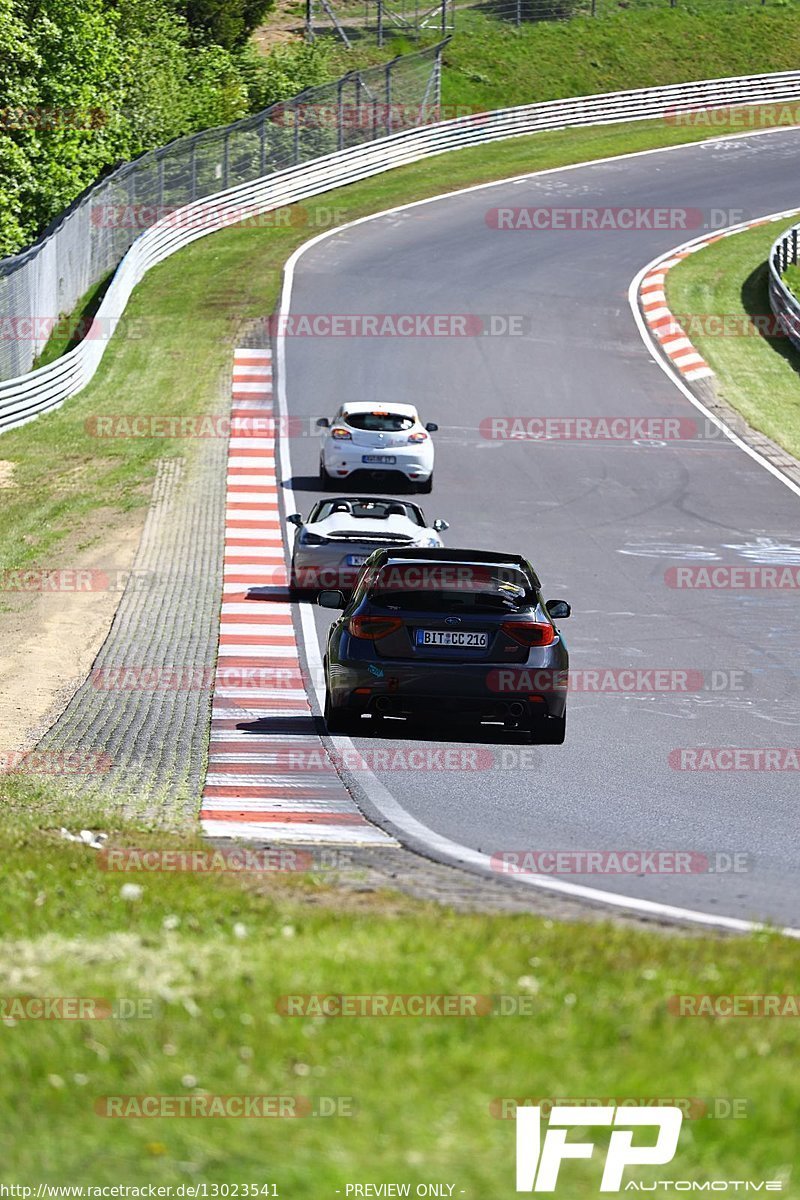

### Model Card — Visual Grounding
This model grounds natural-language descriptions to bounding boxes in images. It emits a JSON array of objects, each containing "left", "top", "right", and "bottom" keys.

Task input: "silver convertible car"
[{"left": 287, "top": 497, "right": 449, "bottom": 592}]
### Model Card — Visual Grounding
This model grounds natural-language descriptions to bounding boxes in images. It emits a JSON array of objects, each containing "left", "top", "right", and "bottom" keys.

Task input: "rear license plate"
[
  {"left": 416, "top": 630, "right": 489, "bottom": 648},
  {"left": 362, "top": 454, "right": 396, "bottom": 464},
  {"left": 346, "top": 554, "right": 368, "bottom": 566}
]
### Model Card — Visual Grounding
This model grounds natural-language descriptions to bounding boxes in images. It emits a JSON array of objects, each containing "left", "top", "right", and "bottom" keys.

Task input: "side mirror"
[
  {"left": 316, "top": 417, "right": 330, "bottom": 428},
  {"left": 546, "top": 599, "right": 571, "bottom": 620},
  {"left": 432, "top": 518, "right": 449, "bottom": 532},
  {"left": 318, "top": 589, "right": 345, "bottom": 610},
  {"left": 287, "top": 513, "right": 303, "bottom": 527},
  {"left": 425, "top": 422, "right": 438, "bottom": 432}
]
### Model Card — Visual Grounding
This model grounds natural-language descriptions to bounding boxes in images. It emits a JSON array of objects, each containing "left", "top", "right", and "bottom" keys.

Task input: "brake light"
[
  {"left": 501, "top": 621, "right": 555, "bottom": 647},
  {"left": 348, "top": 615, "right": 403, "bottom": 640},
  {"left": 331, "top": 426, "right": 352, "bottom": 440},
  {"left": 407, "top": 431, "right": 428, "bottom": 443}
]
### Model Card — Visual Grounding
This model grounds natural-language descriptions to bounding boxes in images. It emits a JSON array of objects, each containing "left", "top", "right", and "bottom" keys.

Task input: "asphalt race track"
[{"left": 279, "top": 128, "right": 800, "bottom": 929}]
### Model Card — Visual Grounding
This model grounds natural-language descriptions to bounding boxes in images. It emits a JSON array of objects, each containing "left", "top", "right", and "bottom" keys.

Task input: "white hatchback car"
[
  {"left": 287, "top": 496, "right": 449, "bottom": 592},
  {"left": 317, "top": 401, "right": 438, "bottom": 493}
]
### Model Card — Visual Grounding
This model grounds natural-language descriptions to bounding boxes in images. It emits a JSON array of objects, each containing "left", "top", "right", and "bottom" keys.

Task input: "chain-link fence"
[{"left": 0, "top": 43, "right": 446, "bottom": 383}]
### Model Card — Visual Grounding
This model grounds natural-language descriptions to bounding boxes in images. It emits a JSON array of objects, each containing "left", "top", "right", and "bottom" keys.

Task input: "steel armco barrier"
[
  {"left": 4, "top": 70, "right": 800, "bottom": 433},
  {"left": 769, "top": 221, "right": 800, "bottom": 350}
]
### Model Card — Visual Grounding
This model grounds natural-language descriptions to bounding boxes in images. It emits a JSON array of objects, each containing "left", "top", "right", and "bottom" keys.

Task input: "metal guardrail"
[
  {"left": 0, "top": 43, "right": 445, "bottom": 384},
  {"left": 768, "top": 222, "right": 800, "bottom": 351},
  {"left": 4, "top": 68, "right": 800, "bottom": 433}
]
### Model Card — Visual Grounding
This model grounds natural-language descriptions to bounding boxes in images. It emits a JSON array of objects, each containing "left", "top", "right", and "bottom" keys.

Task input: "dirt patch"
[
  {"left": 0, "top": 461, "right": 15, "bottom": 489},
  {"left": 252, "top": 0, "right": 306, "bottom": 52},
  {"left": 0, "top": 512, "right": 145, "bottom": 756}
]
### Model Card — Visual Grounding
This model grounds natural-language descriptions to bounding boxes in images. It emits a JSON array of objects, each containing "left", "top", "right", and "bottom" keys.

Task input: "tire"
[
  {"left": 324, "top": 690, "right": 358, "bottom": 736},
  {"left": 319, "top": 459, "right": 331, "bottom": 487},
  {"left": 536, "top": 714, "right": 566, "bottom": 745},
  {"left": 416, "top": 474, "right": 433, "bottom": 494}
]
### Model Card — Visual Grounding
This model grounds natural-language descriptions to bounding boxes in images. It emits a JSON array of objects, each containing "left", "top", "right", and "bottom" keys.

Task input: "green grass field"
[
  {"left": 0, "top": 775, "right": 798, "bottom": 1185},
  {"left": 322, "top": 2, "right": 800, "bottom": 113},
  {"left": 666, "top": 220, "right": 800, "bottom": 461}
]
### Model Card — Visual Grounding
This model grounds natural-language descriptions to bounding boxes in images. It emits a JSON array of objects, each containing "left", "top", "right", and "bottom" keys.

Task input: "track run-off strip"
[
  {"left": 637, "top": 214, "right": 793, "bottom": 382},
  {"left": 200, "top": 347, "right": 393, "bottom": 845}
]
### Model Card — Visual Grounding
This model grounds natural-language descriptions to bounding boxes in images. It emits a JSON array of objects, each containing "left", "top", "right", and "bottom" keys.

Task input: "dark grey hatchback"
[{"left": 318, "top": 547, "right": 571, "bottom": 743}]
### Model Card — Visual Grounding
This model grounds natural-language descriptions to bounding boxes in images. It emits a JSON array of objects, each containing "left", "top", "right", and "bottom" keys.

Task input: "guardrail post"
[
  {"left": 189, "top": 142, "right": 197, "bottom": 201},
  {"left": 385, "top": 58, "right": 394, "bottom": 134},
  {"left": 223, "top": 130, "right": 230, "bottom": 190},
  {"left": 337, "top": 75, "right": 348, "bottom": 151},
  {"left": 259, "top": 112, "right": 267, "bottom": 175},
  {"left": 792, "top": 228, "right": 798, "bottom": 266},
  {"left": 377, "top": 0, "right": 384, "bottom": 47}
]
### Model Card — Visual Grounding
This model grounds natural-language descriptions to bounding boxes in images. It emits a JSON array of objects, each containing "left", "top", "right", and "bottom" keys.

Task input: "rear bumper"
[
  {"left": 322, "top": 448, "right": 433, "bottom": 481},
  {"left": 326, "top": 659, "right": 568, "bottom": 721}
]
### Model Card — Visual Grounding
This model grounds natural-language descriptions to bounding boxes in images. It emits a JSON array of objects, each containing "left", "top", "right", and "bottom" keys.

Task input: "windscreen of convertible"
[{"left": 367, "top": 562, "right": 534, "bottom": 612}]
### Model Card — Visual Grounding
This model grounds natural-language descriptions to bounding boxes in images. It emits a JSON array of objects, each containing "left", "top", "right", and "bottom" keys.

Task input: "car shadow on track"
[
  {"left": 342, "top": 716, "right": 534, "bottom": 746},
  {"left": 234, "top": 715, "right": 326, "bottom": 736}
]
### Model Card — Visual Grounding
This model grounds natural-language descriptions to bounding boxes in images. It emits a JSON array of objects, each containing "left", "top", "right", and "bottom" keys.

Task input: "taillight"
[
  {"left": 407, "top": 431, "right": 428, "bottom": 443},
  {"left": 501, "top": 621, "right": 555, "bottom": 647},
  {"left": 347, "top": 615, "right": 403, "bottom": 640},
  {"left": 331, "top": 427, "right": 352, "bottom": 440}
]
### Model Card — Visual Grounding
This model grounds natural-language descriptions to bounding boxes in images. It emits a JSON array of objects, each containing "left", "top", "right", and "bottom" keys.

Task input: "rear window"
[
  {"left": 344, "top": 411, "right": 415, "bottom": 432},
  {"left": 311, "top": 500, "right": 424, "bottom": 525},
  {"left": 368, "top": 562, "right": 533, "bottom": 612}
]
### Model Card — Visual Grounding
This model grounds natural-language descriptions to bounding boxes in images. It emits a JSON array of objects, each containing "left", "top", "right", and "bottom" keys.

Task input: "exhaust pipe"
[
  {"left": 375, "top": 696, "right": 392, "bottom": 714},
  {"left": 508, "top": 701, "right": 526, "bottom": 719}
]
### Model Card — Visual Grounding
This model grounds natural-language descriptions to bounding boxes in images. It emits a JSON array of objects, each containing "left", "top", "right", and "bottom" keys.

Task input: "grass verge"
[
  {"left": 0, "top": 776, "right": 798, "bottom": 1184},
  {"left": 321, "top": 2, "right": 800, "bottom": 113},
  {"left": 666, "top": 218, "right": 800, "bottom": 461}
]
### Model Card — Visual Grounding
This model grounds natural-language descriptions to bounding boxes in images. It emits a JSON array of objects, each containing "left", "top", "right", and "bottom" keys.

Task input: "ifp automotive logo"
[
  {"left": 515, "top": 1104, "right": 682, "bottom": 1192},
  {"left": 514, "top": 1105, "right": 784, "bottom": 1192}
]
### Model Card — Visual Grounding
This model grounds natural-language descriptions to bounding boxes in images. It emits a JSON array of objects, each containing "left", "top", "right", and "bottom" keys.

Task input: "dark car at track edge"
[{"left": 317, "top": 547, "right": 571, "bottom": 743}]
